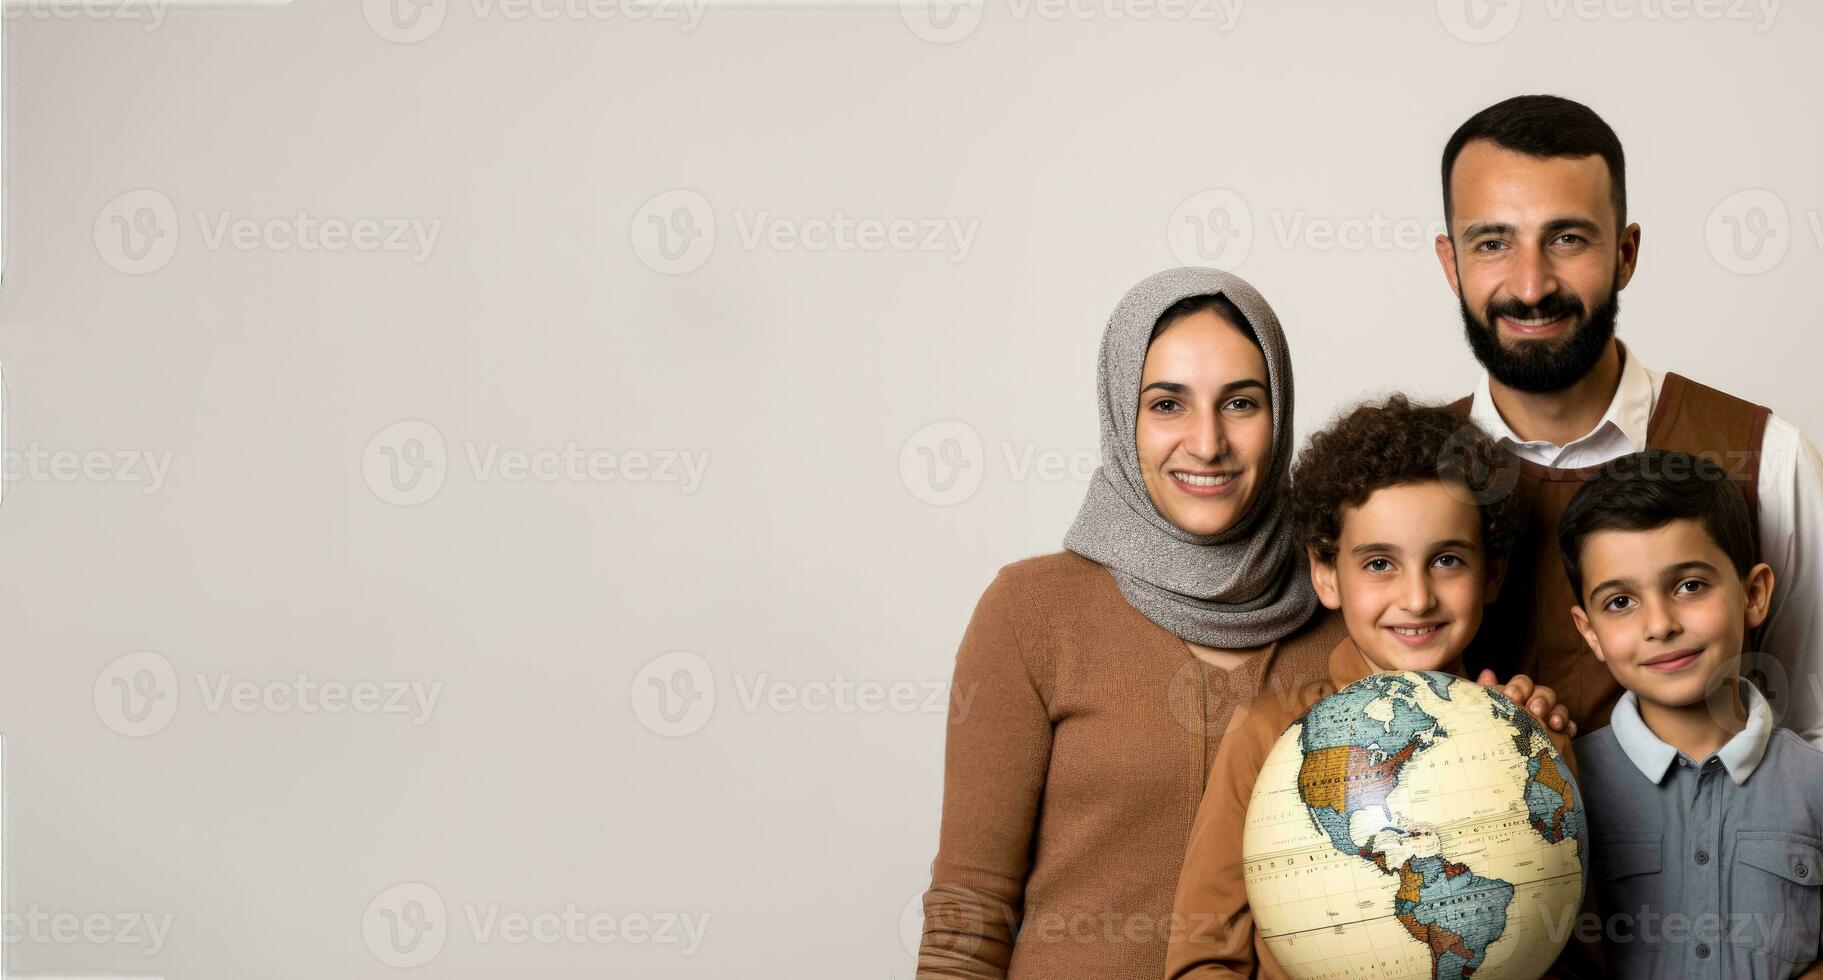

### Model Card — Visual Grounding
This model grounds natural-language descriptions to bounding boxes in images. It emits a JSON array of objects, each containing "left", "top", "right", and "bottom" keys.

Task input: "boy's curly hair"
[{"left": 1289, "top": 393, "right": 1528, "bottom": 566}]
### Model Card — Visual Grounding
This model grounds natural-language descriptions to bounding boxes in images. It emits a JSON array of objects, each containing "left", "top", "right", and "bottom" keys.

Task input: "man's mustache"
[{"left": 1484, "top": 294, "right": 1586, "bottom": 326}]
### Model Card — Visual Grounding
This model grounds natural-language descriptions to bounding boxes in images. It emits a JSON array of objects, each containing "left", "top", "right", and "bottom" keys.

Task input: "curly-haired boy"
[{"left": 1166, "top": 394, "right": 1597, "bottom": 979}]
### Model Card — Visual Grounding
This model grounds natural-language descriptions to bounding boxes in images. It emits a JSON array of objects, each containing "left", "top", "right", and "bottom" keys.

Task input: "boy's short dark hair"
[
  {"left": 1557, "top": 450, "right": 1759, "bottom": 605},
  {"left": 1441, "top": 94, "right": 1628, "bottom": 229},
  {"left": 1290, "top": 393, "right": 1526, "bottom": 566}
]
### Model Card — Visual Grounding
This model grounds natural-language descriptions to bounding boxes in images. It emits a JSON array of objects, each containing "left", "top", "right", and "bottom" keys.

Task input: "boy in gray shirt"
[{"left": 1558, "top": 449, "right": 1823, "bottom": 979}]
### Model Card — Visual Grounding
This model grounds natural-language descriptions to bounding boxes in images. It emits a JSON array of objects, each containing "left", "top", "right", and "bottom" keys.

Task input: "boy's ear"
[
  {"left": 1569, "top": 603, "right": 1606, "bottom": 664},
  {"left": 1743, "top": 561, "right": 1777, "bottom": 630},
  {"left": 1307, "top": 546, "right": 1342, "bottom": 611}
]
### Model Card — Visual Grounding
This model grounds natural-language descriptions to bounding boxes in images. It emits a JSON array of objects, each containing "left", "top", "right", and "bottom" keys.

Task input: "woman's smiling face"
[{"left": 1134, "top": 308, "right": 1271, "bottom": 537}]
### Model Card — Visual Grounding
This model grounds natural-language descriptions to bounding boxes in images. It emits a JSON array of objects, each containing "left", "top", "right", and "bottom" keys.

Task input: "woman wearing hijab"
[{"left": 913, "top": 268, "right": 1348, "bottom": 980}]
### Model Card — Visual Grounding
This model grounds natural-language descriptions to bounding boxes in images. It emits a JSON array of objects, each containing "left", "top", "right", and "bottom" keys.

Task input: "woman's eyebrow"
[
  {"left": 1139, "top": 378, "right": 1266, "bottom": 396},
  {"left": 1140, "top": 381, "right": 1191, "bottom": 395}
]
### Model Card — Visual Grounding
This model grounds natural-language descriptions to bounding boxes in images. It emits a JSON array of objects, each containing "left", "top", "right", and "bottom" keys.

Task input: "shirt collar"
[
  {"left": 1469, "top": 340, "right": 1654, "bottom": 454},
  {"left": 1608, "top": 679, "right": 1775, "bottom": 785}
]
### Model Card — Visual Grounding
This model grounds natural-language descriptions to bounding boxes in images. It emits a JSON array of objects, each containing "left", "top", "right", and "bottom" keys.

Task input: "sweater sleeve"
[
  {"left": 916, "top": 572, "right": 1053, "bottom": 979},
  {"left": 1165, "top": 701, "right": 1272, "bottom": 980}
]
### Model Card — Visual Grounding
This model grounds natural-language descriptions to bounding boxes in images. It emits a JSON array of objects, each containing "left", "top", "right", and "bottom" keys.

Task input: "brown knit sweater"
[{"left": 916, "top": 551, "right": 1348, "bottom": 980}]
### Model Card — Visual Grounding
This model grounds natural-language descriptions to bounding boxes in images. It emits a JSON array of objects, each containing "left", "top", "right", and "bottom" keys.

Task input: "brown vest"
[{"left": 1446, "top": 372, "right": 1771, "bottom": 732}]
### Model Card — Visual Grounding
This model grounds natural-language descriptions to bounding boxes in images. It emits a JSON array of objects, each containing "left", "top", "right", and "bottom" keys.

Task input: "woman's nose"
[{"left": 1185, "top": 409, "right": 1230, "bottom": 462}]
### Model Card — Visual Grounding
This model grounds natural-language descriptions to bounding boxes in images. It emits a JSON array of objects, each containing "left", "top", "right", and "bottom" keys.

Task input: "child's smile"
[
  {"left": 1637, "top": 647, "right": 1705, "bottom": 673},
  {"left": 1385, "top": 622, "right": 1448, "bottom": 648},
  {"left": 1569, "top": 519, "right": 1768, "bottom": 710},
  {"left": 1309, "top": 480, "right": 1504, "bottom": 674}
]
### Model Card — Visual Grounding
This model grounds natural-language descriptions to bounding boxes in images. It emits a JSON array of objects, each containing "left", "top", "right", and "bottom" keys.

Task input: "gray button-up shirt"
[{"left": 1575, "top": 681, "right": 1823, "bottom": 979}]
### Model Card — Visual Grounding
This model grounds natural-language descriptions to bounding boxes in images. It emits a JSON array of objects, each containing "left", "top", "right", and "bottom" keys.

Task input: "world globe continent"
[{"left": 1242, "top": 671, "right": 1588, "bottom": 980}]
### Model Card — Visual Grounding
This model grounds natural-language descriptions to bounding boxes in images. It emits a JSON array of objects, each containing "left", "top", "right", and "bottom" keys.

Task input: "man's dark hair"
[
  {"left": 1289, "top": 393, "right": 1525, "bottom": 566},
  {"left": 1557, "top": 450, "right": 1758, "bottom": 606},
  {"left": 1441, "top": 94, "right": 1628, "bottom": 230}
]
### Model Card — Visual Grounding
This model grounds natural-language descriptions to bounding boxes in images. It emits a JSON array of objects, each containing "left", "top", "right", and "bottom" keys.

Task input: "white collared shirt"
[
  {"left": 1608, "top": 680, "right": 1776, "bottom": 784},
  {"left": 1470, "top": 343, "right": 1823, "bottom": 747}
]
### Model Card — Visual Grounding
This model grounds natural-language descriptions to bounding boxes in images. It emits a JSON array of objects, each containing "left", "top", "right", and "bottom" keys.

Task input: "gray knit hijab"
[{"left": 1063, "top": 267, "right": 1317, "bottom": 648}]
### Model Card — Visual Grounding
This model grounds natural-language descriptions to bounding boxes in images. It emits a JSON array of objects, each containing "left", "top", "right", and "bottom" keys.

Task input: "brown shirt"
[
  {"left": 1166, "top": 635, "right": 1594, "bottom": 979},
  {"left": 916, "top": 551, "right": 1348, "bottom": 980}
]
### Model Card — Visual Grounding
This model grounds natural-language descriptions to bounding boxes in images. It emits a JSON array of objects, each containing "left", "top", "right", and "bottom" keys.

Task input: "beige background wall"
[{"left": 0, "top": 0, "right": 1816, "bottom": 976}]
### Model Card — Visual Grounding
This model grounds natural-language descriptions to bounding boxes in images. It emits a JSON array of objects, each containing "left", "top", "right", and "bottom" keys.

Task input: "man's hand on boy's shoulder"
[{"left": 1476, "top": 669, "right": 1578, "bottom": 738}]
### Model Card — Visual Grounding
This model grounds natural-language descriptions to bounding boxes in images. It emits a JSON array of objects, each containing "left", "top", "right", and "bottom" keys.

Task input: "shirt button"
[
  {"left": 1696, "top": 849, "right": 1710, "bottom": 865},
  {"left": 1800, "top": 862, "right": 1811, "bottom": 878},
  {"left": 1697, "top": 943, "right": 1711, "bottom": 959}
]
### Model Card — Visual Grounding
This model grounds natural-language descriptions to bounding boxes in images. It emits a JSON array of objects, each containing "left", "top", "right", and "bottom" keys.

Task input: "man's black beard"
[{"left": 1459, "top": 284, "right": 1620, "bottom": 394}]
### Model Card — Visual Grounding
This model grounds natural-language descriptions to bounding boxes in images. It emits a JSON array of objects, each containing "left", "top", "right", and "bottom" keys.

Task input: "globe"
[{"left": 1241, "top": 670, "right": 1588, "bottom": 980}]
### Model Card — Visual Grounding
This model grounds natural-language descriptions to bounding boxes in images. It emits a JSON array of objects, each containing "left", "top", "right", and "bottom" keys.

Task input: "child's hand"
[{"left": 1476, "top": 669, "right": 1578, "bottom": 738}]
